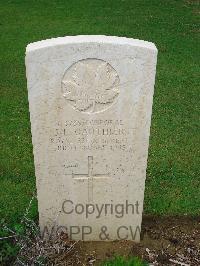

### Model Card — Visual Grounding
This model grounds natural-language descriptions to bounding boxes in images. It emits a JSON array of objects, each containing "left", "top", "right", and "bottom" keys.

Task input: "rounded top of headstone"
[{"left": 26, "top": 35, "right": 157, "bottom": 54}]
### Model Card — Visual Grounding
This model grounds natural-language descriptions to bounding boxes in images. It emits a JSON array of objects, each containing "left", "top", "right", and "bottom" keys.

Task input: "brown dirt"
[{"left": 49, "top": 216, "right": 200, "bottom": 266}]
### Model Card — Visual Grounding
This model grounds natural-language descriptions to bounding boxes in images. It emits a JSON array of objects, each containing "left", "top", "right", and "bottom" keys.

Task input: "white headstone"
[{"left": 26, "top": 35, "right": 157, "bottom": 241}]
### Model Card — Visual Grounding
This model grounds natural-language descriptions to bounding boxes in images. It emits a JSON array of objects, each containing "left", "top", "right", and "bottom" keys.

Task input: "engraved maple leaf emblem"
[{"left": 62, "top": 59, "right": 120, "bottom": 113}]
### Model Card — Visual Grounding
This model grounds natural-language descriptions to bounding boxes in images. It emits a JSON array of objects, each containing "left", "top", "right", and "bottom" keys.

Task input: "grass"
[
  {"left": 102, "top": 256, "right": 148, "bottom": 266},
  {"left": 0, "top": 0, "right": 199, "bottom": 229}
]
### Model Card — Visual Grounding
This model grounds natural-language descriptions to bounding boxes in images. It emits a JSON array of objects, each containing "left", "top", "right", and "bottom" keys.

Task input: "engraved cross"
[{"left": 72, "top": 156, "right": 109, "bottom": 202}]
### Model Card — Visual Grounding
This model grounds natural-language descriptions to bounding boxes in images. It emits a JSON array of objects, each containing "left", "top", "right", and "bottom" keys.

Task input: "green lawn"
[{"left": 0, "top": 0, "right": 199, "bottom": 227}]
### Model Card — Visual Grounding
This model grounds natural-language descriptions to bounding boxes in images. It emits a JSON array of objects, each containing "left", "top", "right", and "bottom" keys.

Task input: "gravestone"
[{"left": 26, "top": 35, "right": 157, "bottom": 241}]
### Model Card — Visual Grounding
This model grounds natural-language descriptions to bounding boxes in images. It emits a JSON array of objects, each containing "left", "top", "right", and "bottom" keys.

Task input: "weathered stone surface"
[{"left": 26, "top": 35, "right": 157, "bottom": 241}]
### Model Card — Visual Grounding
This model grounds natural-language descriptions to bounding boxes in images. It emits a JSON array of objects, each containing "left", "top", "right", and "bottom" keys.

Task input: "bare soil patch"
[{"left": 49, "top": 216, "right": 200, "bottom": 265}]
